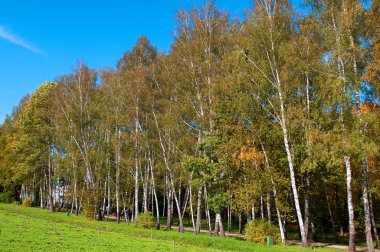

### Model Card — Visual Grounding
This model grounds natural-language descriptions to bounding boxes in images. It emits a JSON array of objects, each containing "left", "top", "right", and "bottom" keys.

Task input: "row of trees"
[{"left": 0, "top": 0, "right": 379, "bottom": 251}]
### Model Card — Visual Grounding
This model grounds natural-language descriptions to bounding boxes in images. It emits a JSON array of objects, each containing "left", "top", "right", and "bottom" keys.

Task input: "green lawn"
[{"left": 0, "top": 203, "right": 339, "bottom": 252}]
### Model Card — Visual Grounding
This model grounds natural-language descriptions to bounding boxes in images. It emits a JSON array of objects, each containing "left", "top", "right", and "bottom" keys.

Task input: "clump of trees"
[{"left": 0, "top": 1, "right": 379, "bottom": 251}]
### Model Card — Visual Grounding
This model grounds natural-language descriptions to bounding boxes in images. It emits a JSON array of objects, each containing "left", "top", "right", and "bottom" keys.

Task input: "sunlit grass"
[{"left": 0, "top": 203, "right": 339, "bottom": 251}]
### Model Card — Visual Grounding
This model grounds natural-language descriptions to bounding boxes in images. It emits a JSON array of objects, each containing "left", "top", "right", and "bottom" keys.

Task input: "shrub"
[
  {"left": 22, "top": 197, "right": 34, "bottom": 207},
  {"left": 0, "top": 192, "right": 13, "bottom": 203},
  {"left": 136, "top": 211, "right": 155, "bottom": 228},
  {"left": 244, "top": 219, "right": 280, "bottom": 245},
  {"left": 83, "top": 200, "right": 96, "bottom": 219}
]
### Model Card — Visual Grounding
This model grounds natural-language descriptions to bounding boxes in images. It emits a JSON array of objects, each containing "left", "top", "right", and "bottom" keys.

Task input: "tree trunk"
[
  {"left": 166, "top": 188, "right": 173, "bottom": 229},
  {"left": 115, "top": 129, "right": 121, "bottom": 224},
  {"left": 204, "top": 186, "right": 212, "bottom": 235},
  {"left": 134, "top": 109, "right": 140, "bottom": 222},
  {"left": 304, "top": 174, "right": 310, "bottom": 239},
  {"left": 324, "top": 183, "right": 337, "bottom": 243},
  {"left": 142, "top": 163, "right": 149, "bottom": 213},
  {"left": 122, "top": 192, "right": 128, "bottom": 223},
  {"left": 181, "top": 186, "right": 190, "bottom": 220},
  {"left": 134, "top": 153, "right": 139, "bottom": 222},
  {"left": 149, "top": 153, "right": 160, "bottom": 226},
  {"left": 195, "top": 186, "right": 202, "bottom": 234},
  {"left": 40, "top": 185, "right": 44, "bottom": 208},
  {"left": 311, "top": 221, "right": 317, "bottom": 242},
  {"left": 279, "top": 89, "right": 307, "bottom": 247},
  {"left": 102, "top": 180, "right": 106, "bottom": 219},
  {"left": 172, "top": 189, "right": 185, "bottom": 233},
  {"left": 107, "top": 160, "right": 111, "bottom": 219},
  {"left": 266, "top": 192, "right": 271, "bottom": 222},
  {"left": 189, "top": 185, "right": 195, "bottom": 230},
  {"left": 214, "top": 212, "right": 225, "bottom": 237},
  {"left": 162, "top": 183, "right": 166, "bottom": 218},
  {"left": 260, "top": 193, "right": 264, "bottom": 219},
  {"left": 228, "top": 204, "right": 232, "bottom": 232},
  {"left": 238, "top": 209, "right": 243, "bottom": 234},
  {"left": 361, "top": 159, "right": 374, "bottom": 252},
  {"left": 252, "top": 203, "right": 255, "bottom": 220},
  {"left": 345, "top": 156, "right": 356, "bottom": 252},
  {"left": 48, "top": 150, "right": 54, "bottom": 213},
  {"left": 260, "top": 140, "right": 285, "bottom": 243},
  {"left": 369, "top": 191, "right": 379, "bottom": 248}
]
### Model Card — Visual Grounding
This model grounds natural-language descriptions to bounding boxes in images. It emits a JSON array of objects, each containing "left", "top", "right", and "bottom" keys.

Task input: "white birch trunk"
[
  {"left": 115, "top": 128, "right": 121, "bottom": 223},
  {"left": 148, "top": 152, "right": 160, "bottom": 225},
  {"left": 195, "top": 186, "right": 202, "bottom": 234},
  {"left": 204, "top": 186, "right": 212, "bottom": 235},
  {"left": 279, "top": 89, "right": 307, "bottom": 246},
  {"left": 266, "top": 192, "right": 271, "bottom": 222},
  {"left": 369, "top": 191, "right": 379, "bottom": 248},
  {"left": 214, "top": 212, "right": 225, "bottom": 237},
  {"left": 361, "top": 159, "right": 374, "bottom": 252}
]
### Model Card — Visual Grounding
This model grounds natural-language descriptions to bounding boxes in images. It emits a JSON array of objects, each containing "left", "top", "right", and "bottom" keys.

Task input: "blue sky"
[{"left": 0, "top": 0, "right": 304, "bottom": 124}]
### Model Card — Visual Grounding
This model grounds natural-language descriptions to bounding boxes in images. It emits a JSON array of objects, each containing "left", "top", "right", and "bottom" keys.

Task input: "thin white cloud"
[{"left": 0, "top": 25, "right": 46, "bottom": 56}]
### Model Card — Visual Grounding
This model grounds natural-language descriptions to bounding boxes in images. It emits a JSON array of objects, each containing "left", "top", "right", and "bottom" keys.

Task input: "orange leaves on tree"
[{"left": 238, "top": 144, "right": 263, "bottom": 162}]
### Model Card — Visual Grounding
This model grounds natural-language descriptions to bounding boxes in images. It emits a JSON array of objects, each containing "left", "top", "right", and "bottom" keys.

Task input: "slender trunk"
[
  {"left": 260, "top": 140, "right": 285, "bottom": 243},
  {"left": 142, "top": 179, "right": 148, "bottom": 213},
  {"left": 149, "top": 153, "right": 160, "bottom": 226},
  {"left": 153, "top": 110, "right": 184, "bottom": 232},
  {"left": 304, "top": 174, "right": 310, "bottom": 239},
  {"left": 142, "top": 162, "right": 148, "bottom": 213},
  {"left": 102, "top": 180, "right": 106, "bottom": 218},
  {"left": 134, "top": 108, "right": 139, "bottom": 222},
  {"left": 195, "top": 186, "right": 202, "bottom": 234},
  {"left": 238, "top": 209, "right": 243, "bottom": 234},
  {"left": 204, "top": 186, "right": 212, "bottom": 235},
  {"left": 214, "top": 212, "right": 225, "bottom": 237},
  {"left": 48, "top": 149, "right": 54, "bottom": 213},
  {"left": 172, "top": 187, "right": 185, "bottom": 233},
  {"left": 279, "top": 88, "right": 307, "bottom": 246},
  {"left": 252, "top": 203, "right": 255, "bottom": 220},
  {"left": 228, "top": 204, "right": 232, "bottom": 232},
  {"left": 115, "top": 129, "right": 121, "bottom": 224},
  {"left": 369, "top": 191, "right": 379, "bottom": 248},
  {"left": 324, "top": 183, "right": 337, "bottom": 243},
  {"left": 345, "top": 156, "right": 356, "bottom": 251},
  {"left": 362, "top": 159, "right": 374, "bottom": 252},
  {"left": 122, "top": 193, "right": 127, "bottom": 222},
  {"left": 134, "top": 155, "right": 139, "bottom": 222},
  {"left": 260, "top": 193, "right": 264, "bottom": 219},
  {"left": 40, "top": 185, "right": 44, "bottom": 208},
  {"left": 75, "top": 181, "right": 79, "bottom": 216},
  {"left": 266, "top": 192, "right": 271, "bottom": 222},
  {"left": 181, "top": 186, "right": 190, "bottom": 220},
  {"left": 311, "top": 221, "right": 317, "bottom": 242},
  {"left": 189, "top": 185, "right": 195, "bottom": 230},
  {"left": 162, "top": 183, "right": 166, "bottom": 218},
  {"left": 166, "top": 187, "right": 173, "bottom": 229},
  {"left": 107, "top": 160, "right": 111, "bottom": 219}
]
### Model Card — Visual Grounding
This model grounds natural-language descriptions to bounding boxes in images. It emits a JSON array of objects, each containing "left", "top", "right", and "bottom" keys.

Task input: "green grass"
[{"left": 0, "top": 203, "right": 339, "bottom": 251}]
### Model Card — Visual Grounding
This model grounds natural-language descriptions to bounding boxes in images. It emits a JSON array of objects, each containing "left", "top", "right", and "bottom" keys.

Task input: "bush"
[
  {"left": 0, "top": 192, "right": 13, "bottom": 203},
  {"left": 82, "top": 189, "right": 101, "bottom": 219},
  {"left": 136, "top": 211, "right": 155, "bottom": 228},
  {"left": 83, "top": 199, "right": 96, "bottom": 219},
  {"left": 244, "top": 219, "right": 280, "bottom": 245},
  {"left": 22, "top": 197, "right": 34, "bottom": 207}
]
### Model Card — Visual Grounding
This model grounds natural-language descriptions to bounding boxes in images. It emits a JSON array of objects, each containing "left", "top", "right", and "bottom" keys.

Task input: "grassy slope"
[{"left": 0, "top": 203, "right": 338, "bottom": 252}]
